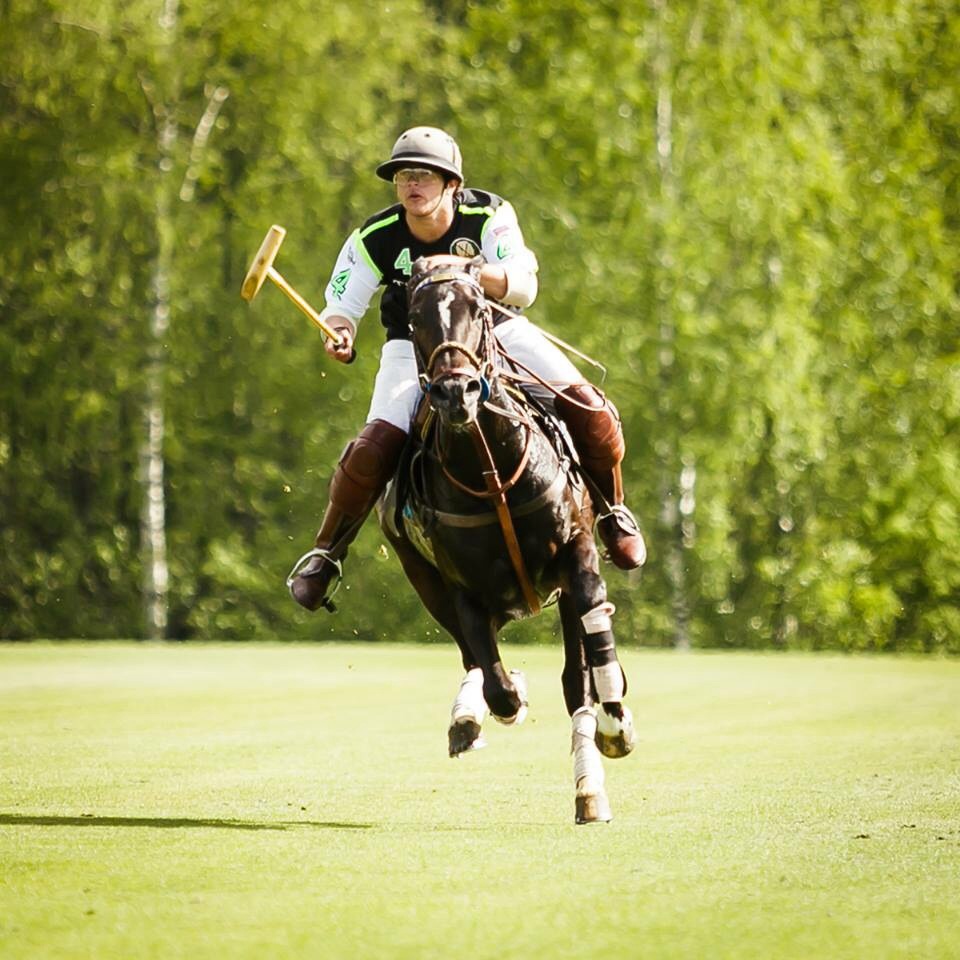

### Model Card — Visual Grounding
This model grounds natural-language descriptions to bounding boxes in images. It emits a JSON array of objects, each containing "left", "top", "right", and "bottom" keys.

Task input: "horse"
[{"left": 378, "top": 255, "right": 636, "bottom": 823}]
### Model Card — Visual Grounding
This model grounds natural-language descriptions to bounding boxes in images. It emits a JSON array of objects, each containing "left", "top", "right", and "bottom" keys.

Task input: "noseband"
[{"left": 409, "top": 270, "right": 494, "bottom": 401}]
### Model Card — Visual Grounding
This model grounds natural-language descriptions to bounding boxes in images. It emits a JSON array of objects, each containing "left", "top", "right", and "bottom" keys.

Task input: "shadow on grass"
[{"left": 0, "top": 813, "right": 373, "bottom": 831}]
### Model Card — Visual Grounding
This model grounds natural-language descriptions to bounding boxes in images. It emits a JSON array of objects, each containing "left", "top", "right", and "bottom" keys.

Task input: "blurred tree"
[
  {"left": 1, "top": 3, "right": 151, "bottom": 637},
  {"left": 0, "top": 0, "right": 456, "bottom": 639},
  {"left": 1, "top": 0, "right": 956, "bottom": 652}
]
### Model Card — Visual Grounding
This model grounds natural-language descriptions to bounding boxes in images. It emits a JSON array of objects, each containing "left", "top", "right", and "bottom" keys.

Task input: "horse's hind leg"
[
  {"left": 559, "top": 591, "right": 589, "bottom": 715},
  {"left": 581, "top": 600, "right": 636, "bottom": 759},
  {"left": 563, "top": 539, "right": 636, "bottom": 759},
  {"left": 559, "top": 592, "right": 612, "bottom": 824}
]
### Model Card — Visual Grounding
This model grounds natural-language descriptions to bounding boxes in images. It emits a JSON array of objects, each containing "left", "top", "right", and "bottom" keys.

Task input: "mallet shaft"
[{"left": 267, "top": 267, "right": 343, "bottom": 346}]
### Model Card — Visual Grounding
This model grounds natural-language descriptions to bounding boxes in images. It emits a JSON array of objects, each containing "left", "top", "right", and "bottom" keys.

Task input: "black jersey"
[{"left": 322, "top": 188, "right": 535, "bottom": 341}]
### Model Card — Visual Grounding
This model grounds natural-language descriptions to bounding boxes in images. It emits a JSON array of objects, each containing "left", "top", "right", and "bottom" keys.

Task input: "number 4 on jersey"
[
  {"left": 394, "top": 248, "right": 413, "bottom": 276},
  {"left": 331, "top": 268, "right": 351, "bottom": 298}
]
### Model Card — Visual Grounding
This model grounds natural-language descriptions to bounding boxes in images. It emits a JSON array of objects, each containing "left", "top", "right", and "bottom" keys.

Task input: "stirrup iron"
[
  {"left": 595, "top": 503, "right": 641, "bottom": 535},
  {"left": 595, "top": 504, "right": 646, "bottom": 568},
  {"left": 286, "top": 547, "right": 344, "bottom": 612}
]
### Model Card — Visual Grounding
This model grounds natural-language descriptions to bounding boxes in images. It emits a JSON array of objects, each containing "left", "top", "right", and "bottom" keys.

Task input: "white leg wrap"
[
  {"left": 592, "top": 661, "right": 625, "bottom": 703},
  {"left": 580, "top": 601, "right": 616, "bottom": 634},
  {"left": 571, "top": 706, "right": 605, "bottom": 793},
  {"left": 450, "top": 667, "right": 487, "bottom": 725}
]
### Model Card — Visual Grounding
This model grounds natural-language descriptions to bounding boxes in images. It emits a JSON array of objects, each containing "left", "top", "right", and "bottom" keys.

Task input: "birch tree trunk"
[
  {"left": 138, "top": 2, "right": 229, "bottom": 640},
  {"left": 652, "top": 0, "right": 691, "bottom": 650},
  {"left": 139, "top": 0, "right": 179, "bottom": 640}
]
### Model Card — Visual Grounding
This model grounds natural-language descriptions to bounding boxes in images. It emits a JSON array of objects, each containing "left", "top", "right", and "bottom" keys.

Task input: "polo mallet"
[{"left": 241, "top": 224, "right": 355, "bottom": 360}]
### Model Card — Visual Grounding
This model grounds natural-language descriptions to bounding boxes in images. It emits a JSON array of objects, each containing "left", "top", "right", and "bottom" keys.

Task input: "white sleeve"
[
  {"left": 480, "top": 201, "right": 539, "bottom": 308},
  {"left": 320, "top": 230, "right": 381, "bottom": 330}
]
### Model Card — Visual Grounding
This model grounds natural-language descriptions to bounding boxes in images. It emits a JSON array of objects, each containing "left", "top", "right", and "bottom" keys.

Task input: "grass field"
[{"left": 1, "top": 642, "right": 958, "bottom": 960}]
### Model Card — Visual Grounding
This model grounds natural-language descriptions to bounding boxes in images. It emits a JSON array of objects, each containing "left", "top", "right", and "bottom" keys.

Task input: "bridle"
[{"left": 409, "top": 269, "right": 495, "bottom": 403}]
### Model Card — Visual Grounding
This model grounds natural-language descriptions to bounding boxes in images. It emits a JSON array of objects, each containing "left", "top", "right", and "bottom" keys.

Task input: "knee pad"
[
  {"left": 558, "top": 385, "right": 625, "bottom": 472},
  {"left": 330, "top": 420, "right": 407, "bottom": 512}
]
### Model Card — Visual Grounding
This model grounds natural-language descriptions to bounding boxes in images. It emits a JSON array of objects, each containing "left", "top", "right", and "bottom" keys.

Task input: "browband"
[{"left": 409, "top": 269, "right": 484, "bottom": 302}]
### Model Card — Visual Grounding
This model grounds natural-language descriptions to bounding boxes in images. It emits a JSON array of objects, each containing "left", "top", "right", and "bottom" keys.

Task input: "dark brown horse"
[{"left": 379, "top": 256, "right": 635, "bottom": 823}]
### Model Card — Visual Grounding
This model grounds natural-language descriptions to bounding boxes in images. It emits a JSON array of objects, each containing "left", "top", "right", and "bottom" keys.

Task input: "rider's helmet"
[{"left": 375, "top": 126, "right": 464, "bottom": 183}]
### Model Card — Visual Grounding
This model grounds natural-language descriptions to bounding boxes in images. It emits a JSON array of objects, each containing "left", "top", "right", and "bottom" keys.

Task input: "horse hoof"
[
  {"left": 596, "top": 705, "right": 636, "bottom": 758},
  {"left": 575, "top": 792, "right": 612, "bottom": 824},
  {"left": 493, "top": 704, "right": 527, "bottom": 726},
  {"left": 596, "top": 728, "right": 636, "bottom": 758},
  {"left": 448, "top": 718, "right": 486, "bottom": 757}
]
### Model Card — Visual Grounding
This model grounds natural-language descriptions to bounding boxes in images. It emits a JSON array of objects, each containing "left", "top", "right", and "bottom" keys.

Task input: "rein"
[
  {"left": 464, "top": 421, "right": 542, "bottom": 616},
  {"left": 437, "top": 417, "right": 533, "bottom": 499}
]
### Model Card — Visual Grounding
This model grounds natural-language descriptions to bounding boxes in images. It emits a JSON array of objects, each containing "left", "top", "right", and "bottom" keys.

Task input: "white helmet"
[{"left": 376, "top": 126, "right": 463, "bottom": 182}]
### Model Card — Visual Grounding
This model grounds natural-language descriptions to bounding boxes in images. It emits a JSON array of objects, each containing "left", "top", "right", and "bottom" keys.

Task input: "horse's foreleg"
[
  {"left": 448, "top": 667, "right": 488, "bottom": 757},
  {"left": 453, "top": 591, "right": 527, "bottom": 725},
  {"left": 386, "top": 528, "right": 476, "bottom": 671},
  {"left": 384, "top": 530, "right": 490, "bottom": 756}
]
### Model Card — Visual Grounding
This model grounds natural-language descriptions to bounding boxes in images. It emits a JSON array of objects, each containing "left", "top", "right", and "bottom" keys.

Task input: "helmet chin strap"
[
  {"left": 403, "top": 181, "right": 457, "bottom": 227},
  {"left": 428, "top": 181, "right": 460, "bottom": 220},
  {"left": 425, "top": 190, "right": 448, "bottom": 219}
]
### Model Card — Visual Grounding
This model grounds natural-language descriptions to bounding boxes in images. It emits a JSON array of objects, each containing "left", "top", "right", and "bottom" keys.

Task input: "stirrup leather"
[{"left": 286, "top": 547, "right": 344, "bottom": 612}]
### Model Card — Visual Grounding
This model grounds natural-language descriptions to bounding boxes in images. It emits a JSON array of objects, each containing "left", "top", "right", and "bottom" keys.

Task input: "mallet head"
[{"left": 240, "top": 224, "right": 286, "bottom": 301}]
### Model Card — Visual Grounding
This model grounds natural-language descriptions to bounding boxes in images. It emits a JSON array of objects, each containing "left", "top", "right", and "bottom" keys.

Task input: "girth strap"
[{"left": 422, "top": 466, "right": 573, "bottom": 528}]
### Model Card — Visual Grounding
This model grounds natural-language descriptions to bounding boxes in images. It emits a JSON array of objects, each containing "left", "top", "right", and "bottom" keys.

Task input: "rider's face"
[{"left": 395, "top": 169, "right": 455, "bottom": 216}]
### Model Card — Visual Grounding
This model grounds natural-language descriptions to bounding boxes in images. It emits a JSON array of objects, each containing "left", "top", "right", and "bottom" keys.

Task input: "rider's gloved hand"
[{"left": 324, "top": 323, "right": 356, "bottom": 364}]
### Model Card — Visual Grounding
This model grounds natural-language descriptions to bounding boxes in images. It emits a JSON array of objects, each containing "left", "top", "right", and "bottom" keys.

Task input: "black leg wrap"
[{"left": 583, "top": 629, "right": 617, "bottom": 668}]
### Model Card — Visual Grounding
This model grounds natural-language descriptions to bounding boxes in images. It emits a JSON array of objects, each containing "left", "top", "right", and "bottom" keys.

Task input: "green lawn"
[{"left": 1, "top": 642, "right": 958, "bottom": 960}]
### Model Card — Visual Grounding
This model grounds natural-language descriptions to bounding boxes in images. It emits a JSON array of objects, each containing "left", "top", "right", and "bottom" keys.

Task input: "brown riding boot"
[
  {"left": 555, "top": 384, "right": 646, "bottom": 570},
  {"left": 288, "top": 419, "right": 408, "bottom": 612}
]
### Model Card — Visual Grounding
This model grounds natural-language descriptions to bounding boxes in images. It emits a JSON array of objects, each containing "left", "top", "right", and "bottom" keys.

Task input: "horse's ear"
[{"left": 468, "top": 254, "right": 485, "bottom": 279}]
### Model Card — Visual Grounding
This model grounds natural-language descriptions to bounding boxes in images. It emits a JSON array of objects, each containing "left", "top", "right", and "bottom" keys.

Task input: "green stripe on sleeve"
[
  {"left": 459, "top": 204, "right": 494, "bottom": 217},
  {"left": 461, "top": 204, "right": 497, "bottom": 241},
  {"left": 352, "top": 228, "right": 383, "bottom": 280}
]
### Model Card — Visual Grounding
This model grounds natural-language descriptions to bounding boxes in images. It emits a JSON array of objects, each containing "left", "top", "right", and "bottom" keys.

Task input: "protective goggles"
[{"left": 392, "top": 168, "right": 443, "bottom": 186}]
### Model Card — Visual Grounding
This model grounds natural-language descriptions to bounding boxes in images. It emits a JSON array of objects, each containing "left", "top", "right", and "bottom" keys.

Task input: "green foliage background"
[{"left": 1, "top": 0, "right": 957, "bottom": 650}]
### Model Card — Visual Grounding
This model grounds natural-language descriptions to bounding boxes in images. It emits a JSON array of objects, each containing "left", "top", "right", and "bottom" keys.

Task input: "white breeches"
[
  {"left": 366, "top": 339, "right": 421, "bottom": 430},
  {"left": 365, "top": 317, "right": 585, "bottom": 430}
]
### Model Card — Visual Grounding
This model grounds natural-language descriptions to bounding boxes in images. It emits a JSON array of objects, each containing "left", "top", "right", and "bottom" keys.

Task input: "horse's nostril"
[{"left": 431, "top": 375, "right": 482, "bottom": 406}]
